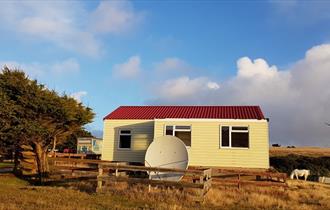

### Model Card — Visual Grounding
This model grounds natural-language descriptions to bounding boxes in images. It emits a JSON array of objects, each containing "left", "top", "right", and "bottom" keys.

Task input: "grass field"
[
  {"left": 1, "top": 147, "right": 329, "bottom": 209},
  {"left": 270, "top": 147, "right": 330, "bottom": 157},
  {"left": 0, "top": 173, "right": 330, "bottom": 210}
]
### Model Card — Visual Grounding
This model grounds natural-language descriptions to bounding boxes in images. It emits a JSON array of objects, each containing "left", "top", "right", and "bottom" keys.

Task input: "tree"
[
  {"left": 0, "top": 67, "right": 94, "bottom": 181},
  {"left": 0, "top": 91, "right": 17, "bottom": 160}
]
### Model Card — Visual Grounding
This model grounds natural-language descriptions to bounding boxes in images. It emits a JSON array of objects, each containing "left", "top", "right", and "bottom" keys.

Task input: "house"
[
  {"left": 77, "top": 137, "right": 103, "bottom": 155},
  {"left": 102, "top": 106, "right": 269, "bottom": 169}
]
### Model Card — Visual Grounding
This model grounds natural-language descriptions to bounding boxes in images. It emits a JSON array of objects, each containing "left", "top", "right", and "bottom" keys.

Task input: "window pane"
[
  {"left": 94, "top": 144, "right": 99, "bottom": 152},
  {"left": 175, "top": 126, "right": 191, "bottom": 130},
  {"left": 232, "top": 126, "right": 248, "bottom": 131},
  {"left": 119, "top": 135, "right": 131, "bottom": 148},
  {"left": 221, "top": 126, "right": 230, "bottom": 147},
  {"left": 232, "top": 132, "right": 249, "bottom": 148},
  {"left": 165, "top": 126, "right": 173, "bottom": 135},
  {"left": 120, "top": 130, "right": 131, "bottom": 134},
  {"left": 175, "top": 131, "right": 191, "bottom": 147},
  {"left": 82, "top": 146, "right": 87, "bottom": 152}
]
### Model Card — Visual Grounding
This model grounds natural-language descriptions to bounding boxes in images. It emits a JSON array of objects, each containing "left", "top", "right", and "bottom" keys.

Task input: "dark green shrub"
[{"left": 270, "top": 155, "right": 330, "bottom": 178}]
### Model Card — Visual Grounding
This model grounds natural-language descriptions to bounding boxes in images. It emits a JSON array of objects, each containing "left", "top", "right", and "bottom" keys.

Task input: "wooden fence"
[
  {"left": 319, "top": 176, "right": 330, "bottom": 184},
  {"left": 49, "top": 158, "right": 289, "bottom": 202},
  {"left": 213, "top": 168, "right": 287, "bottom": 188},
  {"left": 51, "top": 153, "right": 101, "bottom": 160},
  {"left": 50, "top": 158, "right": 212, "bottom": 201}
]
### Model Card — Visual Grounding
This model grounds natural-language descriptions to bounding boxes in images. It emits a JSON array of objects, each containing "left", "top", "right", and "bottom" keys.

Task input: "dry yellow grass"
[
  {"left": 270, "top": 147, "right": 330, "bottom": 157},
  {"left": 1, "top": 173, "right": 330, "bottom": 210},
  {"left": 207, "top": 181, "right": 330, "bottom": 210}
]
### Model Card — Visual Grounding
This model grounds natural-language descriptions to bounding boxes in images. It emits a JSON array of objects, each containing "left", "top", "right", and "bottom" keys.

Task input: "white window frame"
[
  {"left": 164, "top": 125, "right": 192, "bottom": 148},
  {"left": 220, "top": 126, "right": 249, "bottom": 149},
  {"left": 118, "top": 129, "right": 132, "bottom": 150}
]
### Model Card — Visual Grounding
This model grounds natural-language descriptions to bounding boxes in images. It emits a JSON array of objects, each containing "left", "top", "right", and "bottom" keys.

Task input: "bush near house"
[
  {"left": 272, "top": 144, "right": 281, "bottom": 147},
  {"left": 270, "top": 155, "right": 330, "bottom": 180}
]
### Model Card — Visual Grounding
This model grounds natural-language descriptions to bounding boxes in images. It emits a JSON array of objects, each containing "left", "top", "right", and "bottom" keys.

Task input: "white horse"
[{"left": 290, "top": 169, "right": 310, "bottom": 181}]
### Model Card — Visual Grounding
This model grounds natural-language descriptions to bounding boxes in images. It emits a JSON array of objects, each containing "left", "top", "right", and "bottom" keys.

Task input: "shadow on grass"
[{"left": 1, "top": 169, "right": 97, "bottom": 194}]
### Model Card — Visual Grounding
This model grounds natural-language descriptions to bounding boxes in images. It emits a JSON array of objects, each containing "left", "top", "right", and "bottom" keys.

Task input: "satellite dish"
[{"left": 145, "top": 135, "right": 189, "bottom": 181}]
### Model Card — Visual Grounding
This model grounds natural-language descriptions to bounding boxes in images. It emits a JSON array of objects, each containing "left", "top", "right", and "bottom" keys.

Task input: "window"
[
  {"left": 221, "top": 126, "right": 249, "bottom": 148},
  {"left": 93, "top": 140, "right": 100, "bottom": 152},
  {"left": 81, "top": 146, "right": 88, "bottom": 153},
  {"left": 221, "top": 126, "right": 230, "bottom": 147},
  {"left": 165, "top": 125, "right": 191, "bottom": 147},
  {"left": 119, "top": 130, "right": 131, "bottom": 149}
]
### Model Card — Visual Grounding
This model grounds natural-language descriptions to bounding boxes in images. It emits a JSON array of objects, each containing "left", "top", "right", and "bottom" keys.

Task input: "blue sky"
[{"left": 1, "top": 1, "right": 330, "bottom": 146}]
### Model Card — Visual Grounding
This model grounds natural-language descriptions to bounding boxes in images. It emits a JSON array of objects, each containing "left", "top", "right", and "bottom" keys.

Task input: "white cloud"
[
  {"left": 0, "top": 61, "right": 44, "bottom": 78},
  {"left": 0, "top": 1, "right": 100, "bottom": 57},
  {"left": 207, "top": 82, "right": 220, "bottom": 90},
  {"left": 237, "top": 57, "right": 279, "bottom": 79},
  {"left": 89, "top": 1, "right": 144, "bottom": 34},
  {"left": 149, "top": 44, "right": 330, "bottom": 146},
  {"left": 0, "top": 1, "right": 143, "bottom": 57},
  {"left": 153, "top": 76, "right": 220, "bottom": 101},
  {"left": 113, "top": 56, "right": 141, "bottom": 79},
  {"left": 154, "top": 57, "right": 190, "bottom": 73},
  {"left": 70, "top": 91, "right": 87, "bottom": 103},
  {"left": 51, "top": 58, "right": 80, "bottom": 75},
  {"left": 0, "top": 58, "right": 80, "bottom": 78}
]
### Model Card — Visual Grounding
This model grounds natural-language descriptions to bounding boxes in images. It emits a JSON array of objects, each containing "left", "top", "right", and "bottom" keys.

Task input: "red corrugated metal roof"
[{"left": 103, "top": 106, "right": 265, "bottom": 120}]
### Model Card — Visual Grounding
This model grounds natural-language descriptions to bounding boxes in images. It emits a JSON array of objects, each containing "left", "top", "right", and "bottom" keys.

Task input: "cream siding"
[
  {"left": 154, "top": 120, "right": 269, "bottom": 169},
  {"left": 102, "top": 120, "right": 154, "bottom": 163},
  {"left": 102, "top": 119, "right": 269, "bottom": 169}
]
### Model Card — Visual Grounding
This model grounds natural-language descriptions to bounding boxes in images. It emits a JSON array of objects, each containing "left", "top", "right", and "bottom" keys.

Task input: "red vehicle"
[{"left": 63, "top": 148, "right": 76, "bottom": 153}]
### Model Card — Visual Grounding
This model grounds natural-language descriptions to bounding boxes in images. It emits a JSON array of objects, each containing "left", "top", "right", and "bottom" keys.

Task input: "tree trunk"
[
  {"left": 13, "top": 145, "right": 20, "bottom": 175},
  {"left": 33, "top": 142, "right": 49, "bottom": 183},
  {"left": 43, "top": 148, "right": 49, "bottom": 174},
  {"left": 52, "top": 136, "right": 57, "bottom": 152}
]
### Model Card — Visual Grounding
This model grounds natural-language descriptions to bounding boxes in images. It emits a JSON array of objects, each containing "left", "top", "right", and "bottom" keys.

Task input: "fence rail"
[
  {"left": 48, "top": 157, "right": 288, "bottom": 201},
  {"left": 50, "top": 153, "right": 101, "bottom": 160},
  {"left": 213, "top": 168, "right": 287, "bottom": 188},
  {"left": 49, "top": 157, "right": 212, "bottom": 202}
]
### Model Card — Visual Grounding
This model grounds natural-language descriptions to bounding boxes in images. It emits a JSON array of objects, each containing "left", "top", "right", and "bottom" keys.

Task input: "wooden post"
[
  {"left": 238, "top": 173, "right": 241, "bottom": 189},
  {"left": 114, "top": 163, "right": 120, "bottom": 186},
  {"left": 115, "top": 163, "right": 119, "bottom": 177},
  {"left": 199, "top": 187, "right": 204, "bottom": 202},
  {"left": 200, "top": 178, "right": 211, "bottom": 202},
  {"left": 148, "top": 173, "right": 151, "bottom": 193},
  {"left": 199, "top": 175, "right": 204, "bottom": 184},
  {"left": 97, "top": 164, "right": 103, "bottom": 192}
]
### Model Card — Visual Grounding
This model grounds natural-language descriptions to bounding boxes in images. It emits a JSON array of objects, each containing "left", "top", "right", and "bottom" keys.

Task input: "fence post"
[
  {"left": 199, "top": 175, "right": 204, "bottom": 184},
  {"left": 115, "top": 163, "right": 119, "bottom": 177},
  {"left": 148, "top": 172, "right": 152, "bottom": 192},
  {"left": 97, "top": 164, "right": 103, "bottom": 192},
  {"left": 238, "top": 173, "right": 241, "bottom": 189}
]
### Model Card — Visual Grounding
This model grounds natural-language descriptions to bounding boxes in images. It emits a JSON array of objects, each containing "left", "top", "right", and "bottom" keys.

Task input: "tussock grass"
[
  {"left": 1, "top": 173, "right": 330, "bottom": 210},
  {"left": 206, "top": 181, "right": 330, "bottom": 210},
  {"left": 270, "top": 147, "right": 330, "bottom": 157}
]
